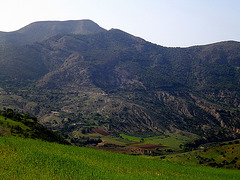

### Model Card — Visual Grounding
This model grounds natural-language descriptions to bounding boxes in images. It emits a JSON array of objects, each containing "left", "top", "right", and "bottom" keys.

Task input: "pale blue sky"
[{"left": 1, "top": 0, "right": 239, "bottom": 47}]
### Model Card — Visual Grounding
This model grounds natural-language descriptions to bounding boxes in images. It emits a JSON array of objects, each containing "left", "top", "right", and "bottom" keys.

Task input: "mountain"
[
  {"left": 0, "top": 20, "right": 106, "bottom": 45},
  {"left": 0, "top": 20, "right": 240, "bottom": 144}
]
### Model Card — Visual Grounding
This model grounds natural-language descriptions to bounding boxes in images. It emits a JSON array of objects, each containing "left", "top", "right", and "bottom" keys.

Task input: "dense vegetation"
[{"left": 1, "top": 136, "right": 240, "bottom": 179}]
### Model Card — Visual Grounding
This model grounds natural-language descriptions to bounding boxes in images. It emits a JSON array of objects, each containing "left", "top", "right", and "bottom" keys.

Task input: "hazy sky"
[{"left": 1, "top": 0, "right": 239, "bottom": 47}]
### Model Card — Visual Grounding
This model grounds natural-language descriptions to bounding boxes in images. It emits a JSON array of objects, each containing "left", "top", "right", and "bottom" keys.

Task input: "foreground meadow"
[{"left": 0, "top": 136, "right": 239, "bottom": 179}]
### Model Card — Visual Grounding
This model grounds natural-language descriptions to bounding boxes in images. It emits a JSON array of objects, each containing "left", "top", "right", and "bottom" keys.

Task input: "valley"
[
  {"left": 0, "top": 20, "right": 240, "bottom": 178},
  {"left": 0, "top": 105, "right": 240, "bottom": 179}
]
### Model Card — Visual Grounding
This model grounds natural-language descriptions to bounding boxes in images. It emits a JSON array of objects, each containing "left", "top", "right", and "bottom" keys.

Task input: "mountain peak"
[
  {"left": 0, "top": 20, "right": 106, "bottom": 45},
  {"left": 18, "top": 19, "right": 106, "bottom": 34}
]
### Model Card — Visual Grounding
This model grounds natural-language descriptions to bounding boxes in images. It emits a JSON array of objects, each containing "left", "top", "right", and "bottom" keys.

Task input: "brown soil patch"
[
  {"left": 126, "top": 142, "right": 141, "bottom": 146},
  {"left": 99, "top": 148, "right": 130, "bottom": 153},
  {"left": 93, "top": 128, "right": 110, "bottom": 136}
]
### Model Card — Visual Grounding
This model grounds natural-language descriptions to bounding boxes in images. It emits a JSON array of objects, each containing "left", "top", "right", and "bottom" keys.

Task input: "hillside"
[
  {"left": 0, "top": 20, "right": 240, "bottom": 144},
  {"left": 166, "top": 139, "right": 240, "bottom": 169},
  {"left": 1, "top": 136, "right": 239, "bottom": 179},
  {"left": 0, "top": 109, "right": 69, "bottom": 145}
]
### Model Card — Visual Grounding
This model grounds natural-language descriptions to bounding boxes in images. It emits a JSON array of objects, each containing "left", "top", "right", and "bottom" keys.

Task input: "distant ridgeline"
[{"left": 0, "top": 109, "right": 70, "bottom": 145}]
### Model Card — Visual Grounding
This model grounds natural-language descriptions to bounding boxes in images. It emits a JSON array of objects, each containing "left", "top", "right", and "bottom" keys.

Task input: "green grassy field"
[
  {"left": 69, "top": 130, "right": 198, "bottom": 151},
  {"left": 120, "top": 133, "right": 198, "bottom": 149},
  {"left": 0, "top": 110, "right": 69, "bottom": 145},
  {"left": 1, "top": 136, "right": 240, "bottom": 179},
  {"left": 0, "top": 116, "right": 31, "bottom": 131},
  {"left": 0, "top": 115, "right": 32, "bottom": 137},
  {"left": 165, "top": 140, "right": 240, "bottom": 169}
]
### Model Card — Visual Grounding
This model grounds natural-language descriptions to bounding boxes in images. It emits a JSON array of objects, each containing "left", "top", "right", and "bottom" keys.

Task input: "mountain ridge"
[
  {"left": 0, "top": 20, "right": 240, "bottom": 143},
  {"left": 0, "top": 19, "right": 106, "bottom": 45}
]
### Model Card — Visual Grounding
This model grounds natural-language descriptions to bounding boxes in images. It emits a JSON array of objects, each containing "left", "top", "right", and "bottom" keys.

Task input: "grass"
[
  {"left": 120, "top": 133, "right": 198, "bottom": 149},
  {"left": 0, "top": 116, "right": 31, "bottom": 137},
  {"left": 71, "top": 130, "right": 133, "bottom": 146},
  {"left": 0, "top": 116, "right": 31, "bottom": 130},
  {"left": 120, "top": 134, "right": 144, "bottom": 141},
  {"left": 102, "top": 135, "right": 132, "bottom": 146},
  {"left": 165, "top": 140, "right": 240, "bottom": 169},
  {"left": 0, "top": 110, "right": 69, "bottom": 145},
  {"left": 0, "top": 136, "right": 240, "bottom": 179}
]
